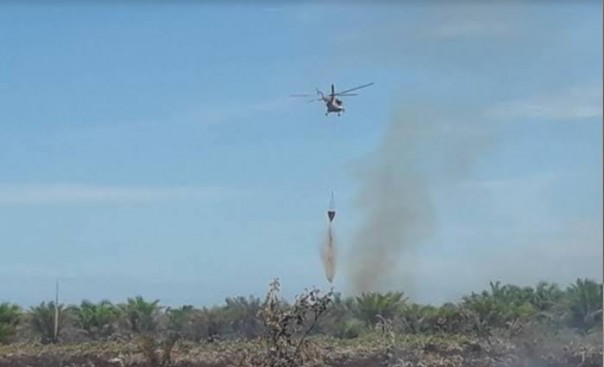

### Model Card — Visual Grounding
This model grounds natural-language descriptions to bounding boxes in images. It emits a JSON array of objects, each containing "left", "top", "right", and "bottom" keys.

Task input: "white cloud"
[
  {"left": 0, "top": 183, "right": 242, "bottom": 205},
  {"left": 490, "top": 85, "right": 603, "bottom": 120}
]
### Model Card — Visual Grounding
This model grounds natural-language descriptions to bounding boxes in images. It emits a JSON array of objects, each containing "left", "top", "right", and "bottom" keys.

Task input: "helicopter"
[{"left": 290, "top": 82, "right": 374, "bottom": 116}]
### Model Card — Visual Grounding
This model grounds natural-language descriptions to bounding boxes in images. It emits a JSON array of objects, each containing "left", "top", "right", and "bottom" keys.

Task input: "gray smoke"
[{"left": 348, "top": 102, "right": 495, "bottom": 295}]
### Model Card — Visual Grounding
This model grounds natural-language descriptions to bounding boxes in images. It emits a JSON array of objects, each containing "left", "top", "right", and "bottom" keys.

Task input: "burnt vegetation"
[{"left": 0, "top": 278, "right": 601, "bottom": 366}]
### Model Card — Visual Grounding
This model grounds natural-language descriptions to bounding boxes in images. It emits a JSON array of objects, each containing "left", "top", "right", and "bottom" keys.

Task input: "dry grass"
[{"left": 0, "top": 329, "right": 601, "bottom": 367}]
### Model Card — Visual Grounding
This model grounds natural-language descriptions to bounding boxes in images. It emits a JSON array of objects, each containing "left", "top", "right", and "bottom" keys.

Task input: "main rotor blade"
[
  {"left": 337, "top": 82, "right": 375, "bottom": 95},
  {"left": 333, "top": 93, "right": 358, "bottom": 96}
]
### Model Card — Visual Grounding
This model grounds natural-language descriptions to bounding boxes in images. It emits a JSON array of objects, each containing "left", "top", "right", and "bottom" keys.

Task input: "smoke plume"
[{"left": 348, "top": 102, "right": 494, "bottom": 295}]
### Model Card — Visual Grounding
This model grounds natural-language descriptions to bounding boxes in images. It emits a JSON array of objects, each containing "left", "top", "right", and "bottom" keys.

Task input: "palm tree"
[
  {"left": 462, "top": 289, "right": 508, "bottom": 335},
  {"left": 166, "top": 305, "right": 215, "bottom": 342},
  {"left": 439, "top": 302, "right": 473, "bottom": 334},
  {"left": 224, "top": 296, "right": 263, "bottom": 338},
  {"left": 119, "top": 296, "right": 161, "bottom": 334},
  {"left": 564, "top": 278, "right": 603, "bottom": 331},
  {"left": 316, "top": 293, "right": 361, "bottom": 338},
  {"left": 486, "top": 281, "right": 533, "bottom": 306},
  {"left": 0, "top": 302, "right": 21, "bottom": 344},
  {"left": 399, "top": 303, "right": 437, "bottom": 334},
  {"left": 199, "top": 306, "right": 229, "bottom": 342},
  {"left": 531, "top": 282, "right": 564, "bottom": 311},
  {"left": 73, "top": 300, "right": 119, "bottom": 340},
  {"left": 29, "top": 301, "right": 69, "bottom": 344},
  {"left": 166, "top": 305, "right": 194, "bottom": 332},
  {"left": 354, "top": 292, "right": 407, "bottom": 327},
  {"left": 463, "top": 281, "right": 538, "bottom": 333}
]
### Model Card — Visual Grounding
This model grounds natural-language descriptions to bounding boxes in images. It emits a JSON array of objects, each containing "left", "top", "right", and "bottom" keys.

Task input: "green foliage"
[
  {"left": 433, "top": 303, "right": 471, "bottom": 334},
  {"left": 0, "top": 302, "right": 21, "bottom": 344},
  {"left": 564, "top": 278, "right": 603, "bottom": 332},
  {"left": 224, "top": 295, "right": 263, "bottom": 339},
  {"left": 354, "top": 291, "right": 407, "bottom": 327},
  {"left": 29, "top": 301, "right": 69, "bottom": 344},
  {"left": 462, "top": 281, "right": 539, "bottom": 336},
  {"left": 165, "top": 305, "right": 194, "bottom": 335},
  {"left": 399, "top": 303, "right": 438, "bottom": 334},
  {"left": 530, "top": 281, "right": 564, "bottom": 311},
  {"left": 527, "top": 281, "right": 566, "bottom": 326},
  {"left": 164, "top": 305, "right": 219, "bottom": 342},
  {"left": 199, "top": 305, "right": 230, "bottom": 342},
  {"left": 332, "top": 318, "right": 364, "bottom": 339},
  {"left": 120, "top": 296, "right": 161, "bottom": 334},
  {"left": 72, "top": 300, "right": 119, "bottom": 340},
  {"left": 319, "top": 293, "right": 362, "bottom": 339},
  {"left": 0, "top": 277, "right": 601, "bottom": 350}
]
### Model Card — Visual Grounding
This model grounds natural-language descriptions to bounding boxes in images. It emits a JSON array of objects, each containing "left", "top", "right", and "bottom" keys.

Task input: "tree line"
[{"left": 0, "top": 278, "right": 601, "bottom": 345}]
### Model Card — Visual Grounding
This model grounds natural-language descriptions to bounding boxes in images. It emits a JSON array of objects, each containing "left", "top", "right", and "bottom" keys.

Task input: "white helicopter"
[{"left": 290, "top": 82, "right": 374, "bottom": 116}]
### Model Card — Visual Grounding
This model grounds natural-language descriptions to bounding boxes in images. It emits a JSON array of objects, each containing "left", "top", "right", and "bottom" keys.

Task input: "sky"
[{"left": 0, "top": 1, "right": 602, "bottom": 307}]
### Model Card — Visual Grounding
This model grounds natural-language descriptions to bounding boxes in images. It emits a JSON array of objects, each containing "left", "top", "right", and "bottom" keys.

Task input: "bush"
[{"left": 0, "top": 303, "right": 21, "bottom": 344}]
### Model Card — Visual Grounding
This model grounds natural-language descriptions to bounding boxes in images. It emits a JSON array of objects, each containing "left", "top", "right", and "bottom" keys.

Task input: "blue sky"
[{"left": 0, "top": 2, "right": 601, "bottom": 307}]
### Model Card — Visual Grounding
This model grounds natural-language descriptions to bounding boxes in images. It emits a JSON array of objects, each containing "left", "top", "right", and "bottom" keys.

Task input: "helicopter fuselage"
[
  {"left": 323, "top": 96, "right": 345, "bottom": 116},
  {"left": 291, "top": 82, "right": 373, "bottom": 116}
]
